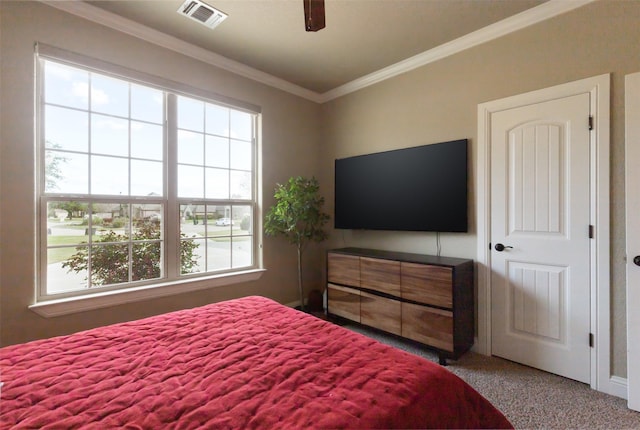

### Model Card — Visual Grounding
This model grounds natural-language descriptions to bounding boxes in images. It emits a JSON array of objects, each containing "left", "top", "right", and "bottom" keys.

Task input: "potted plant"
[{"left": 264, "top": 176, "right": 330, "bottom": 311}]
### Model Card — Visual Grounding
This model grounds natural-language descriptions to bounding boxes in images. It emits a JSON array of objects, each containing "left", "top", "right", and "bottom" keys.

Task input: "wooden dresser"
[{"left": 327, "top": 247, "right": 474, "bottom": 364}]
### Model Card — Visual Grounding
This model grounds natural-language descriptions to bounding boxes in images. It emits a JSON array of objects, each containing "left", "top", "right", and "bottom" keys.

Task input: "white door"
[
  {"left": 626, "top": 72, "right": 640, "bottom": 412},
  {"left": 490, "top": 93, "right": 592, "bottom": 383}
]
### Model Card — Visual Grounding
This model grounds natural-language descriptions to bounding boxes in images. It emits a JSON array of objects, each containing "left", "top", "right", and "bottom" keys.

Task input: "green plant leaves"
[{"left": 264, "top": 176, "right": 330, "bottom": 251}]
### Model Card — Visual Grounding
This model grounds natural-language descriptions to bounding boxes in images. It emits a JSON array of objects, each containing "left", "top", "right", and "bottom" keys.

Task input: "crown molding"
[
  {"left": 41, "top": 0, "right": 595, "bottom": 104},
  {"left": 319, "top": 0, "right": 597, "bottom": 102},
  {"left": 40, "top": 0, "right": 324, "bottom": 103}
]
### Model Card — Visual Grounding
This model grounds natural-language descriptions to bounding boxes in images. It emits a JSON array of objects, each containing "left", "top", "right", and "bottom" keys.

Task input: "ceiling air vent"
[{"left": 178, "top": 0, "right": 228, "bottom": 30}]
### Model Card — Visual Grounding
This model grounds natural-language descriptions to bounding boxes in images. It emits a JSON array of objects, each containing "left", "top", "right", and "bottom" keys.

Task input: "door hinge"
[
  {"left": 589, "top": 225, "right": 594, "bottom": 238},
  {"left": 589, "top": 115, "right": 594, "bottom": 130},
  {"left": 589, "top": 333, "right": 594, "bottom": 348}
]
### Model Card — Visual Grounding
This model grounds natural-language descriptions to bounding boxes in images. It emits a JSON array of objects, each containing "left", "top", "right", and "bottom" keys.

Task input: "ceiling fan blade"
[{"left": 304, "top": 0, "right": 325, "bottom": 32}]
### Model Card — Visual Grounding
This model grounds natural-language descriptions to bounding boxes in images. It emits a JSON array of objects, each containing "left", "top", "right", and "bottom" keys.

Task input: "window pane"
[
  {"left": 232, "top": 205, "right": 252, "bottom": 235},
  {"left": 91, "top": 243, "right": 129, "bottom": 286},
  {"left": 230, "top": 110, "right": 252, "bottom": 141},
  {"left": 180, "top": 205, "right": 202, "bottom": 274},
  {"left": 200, "top": 206, "right": 214, "bottom": 228},
  {"left": 131, "top": 122, "right": 163, "bottom": 161},
  {"left": 232, "top": 237, "right": 252, "bottom": 268},
  {"left": 91, "top": 74, "right": 129, "bottom": 117},
  {"left": 131, "top": 204, "right": 163, "bottom": 281},
  {"left": 178, "top": 130, "right": 204, "bottom": 165},
  {"left": 180, "top": 238, "right": 202, "bottom": 275},
  {"left": 131, "top": 160, "right": 163, "bottom": 197},
  {"left": 205, "top": 168, "right": 229, "bottom": 199},
  {"left": 230, "top": 139, "right": 251, "bottom": 170},
  {"left": 132, "top": 241, "right": 162, "bottom": 281},
  {"left": 178, "top": 165, "right": 204, "bottom": 198},
  {"left": 207, "top": 238, "right": 231, "bottom": 271},
  {"left": 206, "top": 103, "right": 229, "bottom": 136},
  {"left": 132, "top": 204, "right": 163, "bottom": 237},
  {"left": 45, "top": 106, "right": 88, "bottom": 152},
  {"left": 48, "top": 246, "right": 89, "bottom": 293},
  {"left": 92, "top": 202, "right": 130, "bottom": 241},
  {"left": 47, "top": 201, "right": 90, "bottom": 249},
  {"left": 90, "top": 202, "right": 127, "bottom": 241},
  {"left": 131, "top": 84, "right": 163, "bottom": 124},
  {"left": 45, "top": 62, "right": 89, "bottom": 109},
  {"left": 46, "top": 200, "right": 85, "bottom": 222},
  {"left": 205, "top": 135, "right": 229, "bottom": 168},
  {"left": 182, "top": 238, "right": 204, "bottom": 274},
  {"left": 178, "top": 96, "right": 204, "bottom": 132},
  {"left": 91, "top": 114, "right": 129, "bottom": 157},
  {"left": 46, "top": 152, "right": 89, "bottom": 194},
  {"left": 180, "top": 204, "right": 206, "bottom": 236},
  {"left": 92, "top": 156, "right": 128, "bottom": 195},
  {"left": 230, "top": 170, "right": 252, "bottom": 200},
  {"left": 208, "top": 204, "right": 232, "bottom": 233},
  {"left": 44, "top": 150, "right": 69, "bottom": 193}
]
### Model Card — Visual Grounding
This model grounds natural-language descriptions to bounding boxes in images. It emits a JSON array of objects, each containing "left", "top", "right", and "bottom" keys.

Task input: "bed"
[{"left": 0, "top": 296, "right": 512, "bottom": 429}]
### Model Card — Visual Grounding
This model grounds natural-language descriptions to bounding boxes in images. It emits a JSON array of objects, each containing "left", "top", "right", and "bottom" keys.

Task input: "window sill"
[{"left": 29, "top": 269, "right": 266, "bottom": 318}]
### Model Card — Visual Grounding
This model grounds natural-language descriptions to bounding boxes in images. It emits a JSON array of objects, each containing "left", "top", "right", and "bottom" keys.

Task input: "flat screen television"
[{"left": 334, "top": 139, "right": 468, "bottom": 232}]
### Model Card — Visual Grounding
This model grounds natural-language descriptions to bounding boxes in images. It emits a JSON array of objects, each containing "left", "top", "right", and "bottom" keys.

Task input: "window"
[{"left": 38, "top": 51, "right": 261, "bottom": 302}]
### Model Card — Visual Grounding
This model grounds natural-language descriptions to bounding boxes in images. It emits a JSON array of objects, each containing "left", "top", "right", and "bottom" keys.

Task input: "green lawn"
[
  {"left": 47, "top": 235, "right": 94, "bottom": 264},
  {"left": 47, "top": 227, "right": 251, "bottom": 264},
  {"left": 48, "top": 235, "right": 93, "bottom": 246}
]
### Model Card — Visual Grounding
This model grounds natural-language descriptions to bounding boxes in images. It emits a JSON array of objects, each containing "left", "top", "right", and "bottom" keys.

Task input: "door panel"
[
  {"left": 509, "top": 262, "right": 565, "bottom": 341},
  {"left": 509, "top": 124, "right": 564, "bottom": 235},
  {"left": 491, "top": 93, "right": 591, "bottom": 384}
]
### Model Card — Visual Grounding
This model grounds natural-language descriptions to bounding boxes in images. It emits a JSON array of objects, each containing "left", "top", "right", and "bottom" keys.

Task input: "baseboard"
[
  {"left": 608, "top": 376, "right": 628, "bottom": 400},
  {"left": 471, "top": 336, "right": 488, "bottom": 355}
]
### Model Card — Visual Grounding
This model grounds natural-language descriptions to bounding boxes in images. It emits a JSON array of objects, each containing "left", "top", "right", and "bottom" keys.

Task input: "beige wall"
[
  {"left": 319, "top": 0, "right": 639, "bottom": 378},
  {"left": 0, "top": 2, "right": 324, "bottom": 346}
]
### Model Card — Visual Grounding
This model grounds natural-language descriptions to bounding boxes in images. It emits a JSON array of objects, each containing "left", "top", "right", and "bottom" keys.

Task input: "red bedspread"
[{"left": 1, "top": 296, "right": 511, "bottom": 429}]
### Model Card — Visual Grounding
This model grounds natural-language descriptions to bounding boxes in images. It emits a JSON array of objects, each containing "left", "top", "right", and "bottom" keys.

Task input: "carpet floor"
[{"left": 343, "top": 323, "right": 640, "bottom": 429}]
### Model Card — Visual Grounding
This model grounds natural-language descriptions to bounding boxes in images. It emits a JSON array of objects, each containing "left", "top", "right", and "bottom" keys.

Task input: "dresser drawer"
[
  {"left": 401, "top": 262, "right": 453, "bottom": 308},
  {"left": 361, "top": 257, "right": 400, "bottom": 296},
  {"left": 361, "top": 291, "right": 401, "bottom": 335},
  {"left": 328, "top": 253, "right": 360, "bottom": 287},
  {"left": 401, "top": 302, "right": 454, "bottom": 352},
  {"left": 327, "top": 284, "right": 360, "bottom": 322}
]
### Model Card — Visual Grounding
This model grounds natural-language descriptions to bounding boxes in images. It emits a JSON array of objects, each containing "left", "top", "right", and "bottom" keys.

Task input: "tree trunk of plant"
[{"left": 297, "top": 244, "right": 304, "bottom": 311}]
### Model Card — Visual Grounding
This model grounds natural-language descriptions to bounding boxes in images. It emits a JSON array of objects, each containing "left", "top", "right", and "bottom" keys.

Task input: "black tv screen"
[{"left": 334, "top": 139, "right": 468, "bottom": 232}]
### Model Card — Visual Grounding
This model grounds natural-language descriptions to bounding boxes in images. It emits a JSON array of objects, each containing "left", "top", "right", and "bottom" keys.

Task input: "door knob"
[
  {"left": 634, "top": 256, "right": 640, "bottom": 267},
  {"left": 494, "top": 243, "right": 513, "bottom": 252}
]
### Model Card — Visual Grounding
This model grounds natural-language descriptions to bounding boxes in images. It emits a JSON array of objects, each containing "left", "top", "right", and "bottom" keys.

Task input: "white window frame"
[{"left": 30, "top": 44, "right": 264, "bottom": 317}]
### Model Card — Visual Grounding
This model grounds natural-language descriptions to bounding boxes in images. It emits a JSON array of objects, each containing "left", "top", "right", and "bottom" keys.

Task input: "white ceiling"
[{"left": 48, "top": 1, "right": 594, "bottom": 102}]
